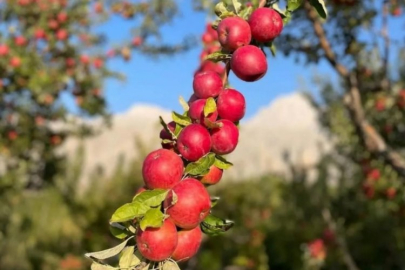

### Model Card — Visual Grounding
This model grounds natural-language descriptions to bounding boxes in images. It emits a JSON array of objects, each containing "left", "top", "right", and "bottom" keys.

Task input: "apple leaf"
[
  {"left": 214, "top": 155, "right": 233, "bottom": 170},
  {"left": 119, "top": 246, "right": 141, "bottom": 269},
  {"left": 110, "top": 202, "right": 150, "bottom": 223},
  {"left": 140, "top": 208, "right": 165, "bottom": 231},
  {"left": 204, "top": 97, "right": 217, "bottom": 117},
  {"left": 162, "top": 260, "right": 181, "bottom": 270},
  {"left": 172, "top": 111, "right": 192, "bottom": 126},
  {"left": 91, "top": 262, "right": 117, "bottom": 270},
  {"left": 211, "top": 196, "right": 220, "bottom": 208},
  {"left": 204, "top": 118, "right": 223, "bottom": 129},
  {"left": 269, "top": 42, "right": 277, "bottom": 57},
  {"left": 201, "top": 214, "right": 234, "bottom": 236},
  {"left": 205, "top": 51, "right": 232, "bottom": 63},
  {"left": 185, "top": 153, "right": 216, "bottom": 176},
  {"left": 132, "top": 189, "right": 168, "bottom": 207},
  {"left": 232, "top": 0, "right": 242, "bottom": 14},
  {"left": 309, "top": 0, "right": 327, "bottom": 19},
  {"left": 179, "top": 96, "right": 189, "bottom": 112},
  {"left": 214, "top": 2, "right": 235, "bottom": 19},
  {"left": 159, "top": 116, "right": 176, "bottom": 138},
  {"left": 174, "top": 123, "right": 183, "bottom": 136},
  {"left": 239, "top": 6, "right": 253, "bottom": 20},
  {"left": 287, "top": 0, "right": 304, "bottom": 11},
  {"left": 109, "top": 223, "right": 131, "bottom": 239},
  {"left": 85, "top": 236, "right": 134, "bottom": 260}
]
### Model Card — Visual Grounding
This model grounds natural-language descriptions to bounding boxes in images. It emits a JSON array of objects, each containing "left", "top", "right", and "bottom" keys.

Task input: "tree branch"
[
  {"left": 322, "top": 209, "right": 360, "bottom": 270},
  {"left": 304, "top": 1, "right": 405, "bottom": 177}
]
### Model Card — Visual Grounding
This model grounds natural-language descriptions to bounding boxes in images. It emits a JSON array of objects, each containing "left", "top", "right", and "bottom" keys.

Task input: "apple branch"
[
  {"left": 304, "top": 2, "right": 405, "bottom": 177},
  {"left": 381, "top": 0, "right": 391, "bottom": 90},
  {"left": 322, "top": 209, "right": 360, "bottom": 270}
]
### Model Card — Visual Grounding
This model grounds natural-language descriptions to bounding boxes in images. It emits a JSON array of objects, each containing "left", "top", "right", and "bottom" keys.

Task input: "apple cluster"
[{"left": 131, "top": 6, "right": 284, "bottom": 264}]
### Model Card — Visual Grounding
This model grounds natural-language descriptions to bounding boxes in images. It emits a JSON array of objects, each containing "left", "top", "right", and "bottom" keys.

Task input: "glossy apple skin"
[
  {"left": 177, "top": 124, "right": 212, "bottom": 161},
  {"left": 172, "top": 226, "right": 203, "bottom": 262},
  {"left": 217, "top": 16, "right": 252, "bottom": 51},
  {"left": 248, "top": 8, "right": 283, "bottom": 42},
  {"left": 217, "top": 88, "right": 246, "bottom": 122},
  {"left": 230, "top": 45, "right": 267, "bottom": 82}
]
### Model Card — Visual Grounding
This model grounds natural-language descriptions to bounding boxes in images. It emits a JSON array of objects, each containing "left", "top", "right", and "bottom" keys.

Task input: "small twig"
[
  {"left": 322, "top": 209, "right": 360, "bottom": 270},
  {"left": 222, "top": 62, "right": 231, "bottom": 86}
]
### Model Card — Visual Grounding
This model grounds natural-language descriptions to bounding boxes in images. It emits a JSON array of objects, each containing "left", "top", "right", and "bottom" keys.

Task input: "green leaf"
[
  {"left": 179, "top": 96, "right": 189, "bottom": 112},
  {"left": 110, "top": 202, "right": 150, "bottom": 223},
  {"left": 119, "top": 246, "right": 141, "bottom": 269},
  {"left": 185, "top": 153, "right": 216, "bottom": 176},
  {"left": 204, "top": 118, "right": 223, "bottom": 129},
  {"left": 201, "top": 215, "right": 234, "bottom": 236},
  {"left": 269, "top": 43, "right": 277, "bottom": 57},
  {"left": 140, "top": 208, "right": 165, "bottom": 231},
  {"left": 172, "top": 111, "right": 192, "bottom": 126},
  {"left": 239, "top": 6, "right": 253, "bottom": 20},
  {"left": 85, "top": 236, "right": 134, "bottom": 260},
  {"left": 109, "top": 223, "right": 131, "bottom": 239},
  {"left": 204, "top": 97, "right": 217, "bottom": 117},
  {"left": 163, "top": 260, "right": 181, "bottom": 270},
  {"left": 91, "top": 262, "right": 117, "bottom": 270},
  {"left": 214, "top": 156, "right": 233, "bottom": 170},
  {"left": 133, "top": 189, "right": 169, "bottom": 207},
  {"left": 272, "top": 3, "right": 286, "bottom": 17},
  {"left": 232, "top": 0, "right": 242, "bottom": 14},
  {"left": 159, "top": 116, "right": 176, "bottom": 138},
  {"left": 287, "top": 0, "right": 304, "bottom": 11},
  {"left": 211, "top": 197, "right": 220, "bottom": 208},
  {"left": 214, "top": 2, "right": 235, "bottom": 18},
  {"left": 174, "top": 123, "right": 183, "bottom": 136},
  {"left": 205, "top": 51, "right": 232, "bottom": 63},
  {"left": 309, "top": 0, "right": 327, "bottom": 19}
]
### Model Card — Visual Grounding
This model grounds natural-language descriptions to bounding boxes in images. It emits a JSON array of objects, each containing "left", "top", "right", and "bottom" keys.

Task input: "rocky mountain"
[{"left": 62, "top": 93, "right": 330, "bottom": 185}]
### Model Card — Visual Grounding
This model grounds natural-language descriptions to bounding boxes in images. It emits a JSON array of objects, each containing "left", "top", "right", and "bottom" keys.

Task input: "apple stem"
[{"left": 222, "top": 62, "right": 231, "bottom": 86}]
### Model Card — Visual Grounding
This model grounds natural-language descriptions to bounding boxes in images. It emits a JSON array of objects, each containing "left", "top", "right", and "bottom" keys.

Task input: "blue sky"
[{"left": 82, "top": 2, "right": 403, "bottom": 120}]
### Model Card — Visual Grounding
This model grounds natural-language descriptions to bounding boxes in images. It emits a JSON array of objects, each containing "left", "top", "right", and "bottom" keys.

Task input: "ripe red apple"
[
  {"left": 56, "top": 29, "right": 68, "bottom": 41},
  {"left": 132, "top": 36, "right": 143, "bottom": 47},
  {"left": 230, "top": 45, "right": 267, "bottom": 82},
  {"left": 193, "top": 71, "right": 223, "bottom": 98},
  {"left": 136, "top": 219, "right": 178, "bottom": 262},
  {"left": 248, "top": 8, "right": 283, "bottom": 43},
  {"left": 48, "top": 19, "right": 59, "bottom": 30},
  {"left": 189, "top": 99, "right": 218, "bottom": 126},
  {"left": 57, "top": 11, "right": 68, "bottom": 23},
  {"left": 65, "top": 58, "right": 75, "bottom": 67},
  {"left": 210, "top": 119, "right": 239, "bottom": 155},
  {"left": 217, "top": 88, "right": 246, "bottom": 122},
  {"left": 10, "top": 56, "right": 21, "bottom": 68},
  {"left": 188, "top": 93, "right": 199, "bottom": 105},
  {"left": 202, "top": 32, "right": 215, "bottom": 44},
  {"left": 164, "top": 178, "right": 211, "bottom": 229},
  {"left": 197, "top": 61, "right": 225, "bottom": 76},
  {"left": 94, "top": 1, "right": 104, "bottom": 13},
  {"left": 217, "top": 16, "right": 251, "bottom": 51},
  {"left": 0, "top": 44, "right": 9, "bottom": 56},
  {"left": 200, "top": 165, "right": 223, "bottom": 185},
  {"left": 80, "top": 55, "right": 90, "bottom": 65},
  {"left": 159, "top": 121, "right": 176, "bottom": 149},
  {"left": 142, "top": 149, "right": 184, "bottom": 189},
  {"left": 15, "top": 36, "right": 27, "bottom": 46},
  {"left": 177, "top": 124, "right": 211, "bottom": 161},
  {"left": 34, "top": 28, "right": 46, "bottom": 40},
  {"left": 93, "top": 57, "right": 104, "bottom": 69},
  {"left": 172, "top": 226, "right": 203, "bottom": 262}
]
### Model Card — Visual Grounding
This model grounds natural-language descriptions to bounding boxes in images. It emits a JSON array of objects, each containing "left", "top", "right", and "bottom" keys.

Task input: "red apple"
[
  {"left": 210, "top": 119, "right": 239, "bottom": 155},
  {"left": 136, "top": 219, "right": 178, "bottom": 262},
  {"left": 172, "top": 226, "right": 203, "bottom": 262},
  {"left": 217, "top": 16, "right": 251, "bottom": 51},
  {"left": 93, "top": 57, "right": 104, "bottom": 69},
  {"left": 0, "top": 44, "right": 9, "bottom": 56},
  {"left": 188, "top": 93, "right": 199, "bottom": 105},
  {"left": 159, "top": 121, "right": 176, "bottom": 149},
  {"left": 48, "top": 19, "right": 59, "bottom": 30},
  {"left": 135, "top": 186, "right": 147, "bottom": 195},
  {"left": 142, "top": 149, "right": 184, "bottom": 189},
  {"left": 80, "top": 55, "right": 90, "bottom": 65},
  {"left": 217, "top": 88, "right": 246, "bottom": 122},
  {"left": 164, "top": 178, "right": 211, "bottom": 229},
  {"left": 386, "top": 187, "right": 397, "bottom": 199},
  {"left": 65, "top": 58, "right": 75, "bottom": 68},
  {"left": 10, "top": 56, "right": 21, "bottom": 68},
  {"left": 231, "top": 45, "right": 267, "bottom": 82},
  {"left": 132, "top": 36, "right": 143, "bottom": 47},
  {"left": 177, "top": 124, "right": 211, "bottom": 161},
  {"left": 197, "top": 61, "right": 225, "bottom": 76},
  {"left": 57, "top": 11, "right": 68, "bottom": 23},
  {"left": 189, "top": 99, "right": 218, "bottom": 126},
  {"left": 15, "top": 36, "right": 27, "bottom": 46},
  {"left": 200, "top": 165, "right": 223, "bottom": 185},
  {"left": 56, "top": 29, "right": 68, "bottom": 41},
  {"left": 248, "top": 8, "right": 283, "bottom": 43},
  {"left": 193, "top": 71, "right": 223, "bottom": 98}
]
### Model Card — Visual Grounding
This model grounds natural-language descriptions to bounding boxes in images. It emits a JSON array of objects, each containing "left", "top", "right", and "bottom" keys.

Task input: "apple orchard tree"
[{"left": 84, "top": 1, "right": 329, "bottom": 269}]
